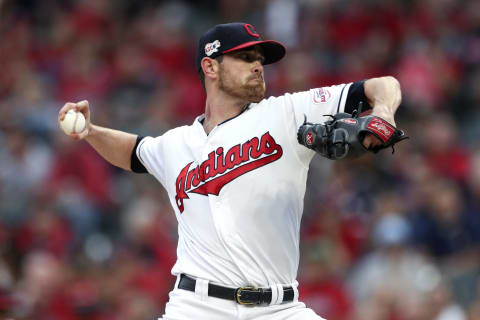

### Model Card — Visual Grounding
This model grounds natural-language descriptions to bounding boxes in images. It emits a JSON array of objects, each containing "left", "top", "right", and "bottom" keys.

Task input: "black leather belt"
[{"left": 178, "top": 274, "right": 295, "bottom": 305}]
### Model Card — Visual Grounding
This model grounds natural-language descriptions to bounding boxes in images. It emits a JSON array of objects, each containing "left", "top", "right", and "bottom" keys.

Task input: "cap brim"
[{"left": 221, "top": 40, "right": 286, "bottom": 65}]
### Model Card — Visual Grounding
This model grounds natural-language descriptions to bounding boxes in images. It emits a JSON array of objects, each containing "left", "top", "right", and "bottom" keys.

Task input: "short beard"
[{"left": 218, "top": 65, "right": 266, "bottom": 103}]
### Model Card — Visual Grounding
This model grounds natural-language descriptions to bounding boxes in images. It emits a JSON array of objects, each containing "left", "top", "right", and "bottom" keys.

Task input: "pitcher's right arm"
[{"left": 58, "top": 100, "right": 137, "bottom": 171}]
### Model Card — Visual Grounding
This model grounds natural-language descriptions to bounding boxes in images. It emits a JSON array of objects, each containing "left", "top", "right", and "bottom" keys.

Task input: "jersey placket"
[
  {"left": 201, "top": 126, "right": 228, "bottom": 227},
  {"left": 202, "top": 125, "right": 248, "bottom": 280}
]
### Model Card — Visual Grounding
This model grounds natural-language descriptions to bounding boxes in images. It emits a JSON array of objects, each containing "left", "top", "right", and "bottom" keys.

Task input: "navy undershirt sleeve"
[
  {"left": 131, "top": 136, "right": 148, "bottom": 173},
  {"left": 344, "top": 80, "right": 373, "bottom": 114}
]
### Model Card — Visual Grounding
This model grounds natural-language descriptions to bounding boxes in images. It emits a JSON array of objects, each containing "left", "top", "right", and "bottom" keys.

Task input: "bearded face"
[{"left": 217, "top": 61, "right": 266, "bottom": 103}]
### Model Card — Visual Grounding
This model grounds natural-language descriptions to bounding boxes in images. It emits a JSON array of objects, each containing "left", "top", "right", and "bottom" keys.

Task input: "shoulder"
[
  {"left": 163, "top": 124, "right": 191, "bottom": 137},
  {"left": 251, "top": 92, "right": 307, "bottom": 108},
  {"left": 259, "top": 86, "right": 346, "bottom": 105},
  {"left": 139, "top": 124, "right": 191, "bottom": 149}
]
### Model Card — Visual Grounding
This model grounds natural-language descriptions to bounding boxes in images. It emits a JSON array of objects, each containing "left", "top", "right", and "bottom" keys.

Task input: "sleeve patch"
[{"left": 312, "top": 87, "right": 332, "bottom": 104}]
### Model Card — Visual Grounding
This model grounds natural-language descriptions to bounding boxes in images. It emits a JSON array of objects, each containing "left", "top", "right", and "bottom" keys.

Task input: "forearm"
[
  {"left": 364, "top": 76, "right": 401, "bottom": 126},
  {"left": 85, "top": 124, "right": 137, "bottom": 171}
]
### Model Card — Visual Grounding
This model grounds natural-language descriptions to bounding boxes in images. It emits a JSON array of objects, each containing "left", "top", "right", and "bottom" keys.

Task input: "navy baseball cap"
[{"left": 196, "top": 22, "right": 286, "bottom": 71}]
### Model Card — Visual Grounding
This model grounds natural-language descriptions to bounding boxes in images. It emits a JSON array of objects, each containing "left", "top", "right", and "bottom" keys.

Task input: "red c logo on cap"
[{"left": 244, "top": 24, "right": 260, "bottom": 38}]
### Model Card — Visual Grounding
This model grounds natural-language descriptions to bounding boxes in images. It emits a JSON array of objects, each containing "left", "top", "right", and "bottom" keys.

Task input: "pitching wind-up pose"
[{"left": 58, "top": 23, "right": 406, "bottom": 320}]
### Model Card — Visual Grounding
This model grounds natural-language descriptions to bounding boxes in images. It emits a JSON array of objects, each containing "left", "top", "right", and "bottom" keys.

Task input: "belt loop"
[
  {"left": 276, "top": 284, "right": 284, "bottom": 304},
  {"left": 195, "top": 278, "right": 209, "bottom": 301},
  {"left": 269, "top": 284, "right": 278, "bottom": 306},
  {"left": 175, "top": 274, "right": 181, "bottom": 289},
  {"left": 292, "top": 280, "right": 299, "bottom": 302}
]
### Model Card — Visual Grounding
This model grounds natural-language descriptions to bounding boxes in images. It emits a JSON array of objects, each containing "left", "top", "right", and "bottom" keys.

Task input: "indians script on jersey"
[{"left": 175, "top": 132, "right": 283, "bottom": 212}]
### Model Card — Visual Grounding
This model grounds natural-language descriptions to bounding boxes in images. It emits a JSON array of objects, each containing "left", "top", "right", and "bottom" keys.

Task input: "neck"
[{"left": 203, "top": 90, "right": 248, "bottom": 134}]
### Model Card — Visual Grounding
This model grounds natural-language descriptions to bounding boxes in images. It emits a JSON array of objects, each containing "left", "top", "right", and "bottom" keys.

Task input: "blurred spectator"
[
  {"left": 419, "top": 113, "right": 471, "bottom": 183},
  {"left": 11, "top": 251, "right": 68, "bottom": 319},
  {"left": 13, "top": 201, "right": 73, "bottom": 259},
  {"left": 468, "top": 298, "right": 480, "bottom": 320},
  {"left": 430, "top": 281, "right": 468, "bottom": 320},
  {"left": 48, "top": 137, "right": 113, "bottom": 209},
  {"left": 410, "top": 178, "right": 478, "bottom": 258},
  {"left": 348, "top": 211, "right": 442, "bottom": 320},
  {"left": 0, "top": 124, "right": 52, "bottom": 223},
  {"left": 299, "top": 204, "right": 356, "bottom": 320}
]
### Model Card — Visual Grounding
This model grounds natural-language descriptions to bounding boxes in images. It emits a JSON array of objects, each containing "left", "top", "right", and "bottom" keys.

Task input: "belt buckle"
[{"left": 235, "top": 286, "right": 259, "bottom": 305}]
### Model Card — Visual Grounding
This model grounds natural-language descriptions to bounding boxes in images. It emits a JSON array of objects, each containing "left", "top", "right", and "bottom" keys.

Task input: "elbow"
[
  {"left": 390, "top": 76, "right": 402, "bottom": 106},
  {"left": 364, "top": 75, "right": 403, "bottom": 107},
  {"left": 384, "top": 75, "right": 401, "bottom": 90},
  {"left": 380, "top": 75, "right": 402, "bottom": 105},
  {"left": 376, "top": 75, "right": 400, "bottom": 89}
]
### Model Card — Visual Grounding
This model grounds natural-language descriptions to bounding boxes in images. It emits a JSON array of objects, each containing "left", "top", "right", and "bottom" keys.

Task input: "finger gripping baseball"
[{"left": 297, "top": 114, "right": 408, "bottom": 160}]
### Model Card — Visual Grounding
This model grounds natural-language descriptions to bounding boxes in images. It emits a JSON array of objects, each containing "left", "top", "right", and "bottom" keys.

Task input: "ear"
[{"left": 201, "top": 57, "right": 219, "bottom": 80}]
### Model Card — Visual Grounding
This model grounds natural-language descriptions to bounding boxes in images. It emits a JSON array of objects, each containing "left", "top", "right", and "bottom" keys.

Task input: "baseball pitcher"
[{"left": 58, "top": 23, "right": 406, "bottom": 320}]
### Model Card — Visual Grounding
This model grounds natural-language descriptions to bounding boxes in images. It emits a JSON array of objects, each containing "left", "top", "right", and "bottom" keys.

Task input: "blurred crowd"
[{"left": 0, "top": 0, "right": 479, "bottom": 319}]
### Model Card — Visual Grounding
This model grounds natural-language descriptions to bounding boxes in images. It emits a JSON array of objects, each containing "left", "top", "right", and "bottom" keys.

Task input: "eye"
[{"left": 235, "top": 52, "right": 264, "bottom": 63}]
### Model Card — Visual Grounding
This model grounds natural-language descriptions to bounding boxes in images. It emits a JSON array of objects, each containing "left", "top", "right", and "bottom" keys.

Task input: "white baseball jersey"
[{"left": 135, "top": 83, "right": 352, "bottom": 288}]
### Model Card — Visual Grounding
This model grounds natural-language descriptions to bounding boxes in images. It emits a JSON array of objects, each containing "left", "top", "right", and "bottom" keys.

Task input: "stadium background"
[{"left": 0, "top": 0, "right": 479, "bottom": 319}]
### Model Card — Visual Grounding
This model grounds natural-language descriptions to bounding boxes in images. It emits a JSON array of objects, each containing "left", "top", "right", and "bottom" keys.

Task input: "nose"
[{"left": 252, "top": 60, "right": 263, "bottom": 75}]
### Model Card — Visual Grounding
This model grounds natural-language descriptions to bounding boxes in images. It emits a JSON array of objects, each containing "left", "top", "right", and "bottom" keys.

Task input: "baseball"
[{"left": 60, "top": 109, "right": 86, "bottom": 135}]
